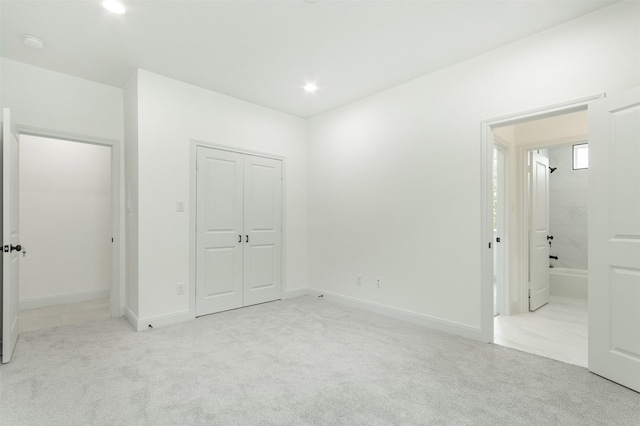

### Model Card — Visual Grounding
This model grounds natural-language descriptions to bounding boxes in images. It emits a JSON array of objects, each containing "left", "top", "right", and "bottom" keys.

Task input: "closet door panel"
[
  {"left": 243, "top": 155, "right": 282, "bottom": 306},
  {"left": 195, "top": 147, "right": 244, "bottom": 316}
]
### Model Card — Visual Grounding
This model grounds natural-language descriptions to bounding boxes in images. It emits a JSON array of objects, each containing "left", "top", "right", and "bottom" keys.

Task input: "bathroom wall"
[{"left": 548, "top": 144, "right": 588, "bottom": 269}]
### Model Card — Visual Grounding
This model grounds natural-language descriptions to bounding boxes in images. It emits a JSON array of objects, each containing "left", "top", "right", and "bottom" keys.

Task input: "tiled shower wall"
[{"left": 548, "top": 145, "right": 588, "bottom": 270}]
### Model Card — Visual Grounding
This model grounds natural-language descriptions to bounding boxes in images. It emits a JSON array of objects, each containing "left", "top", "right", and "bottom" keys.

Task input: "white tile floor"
[
  {"left": 494, "top": 297, "right": 588, "bottom": 367},
  {"left": 19, "top": 298, "right": 110, "bottom": 333}
]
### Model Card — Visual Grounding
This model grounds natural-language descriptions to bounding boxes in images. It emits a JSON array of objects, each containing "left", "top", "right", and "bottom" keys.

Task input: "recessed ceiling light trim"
[
  {"left": 102, "top": 0, "right": 126, "bottom": 15},
  {"left": 304, "top": 83, "right": 318, "bottom": 93},
  {"left": 23, "top": 35, "right": 45, "bottom": 49}
]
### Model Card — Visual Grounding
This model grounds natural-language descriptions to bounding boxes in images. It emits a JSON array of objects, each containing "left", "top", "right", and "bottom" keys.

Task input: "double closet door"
[{"left": 196, "top": 146, "right": 282, "bottom": 317}]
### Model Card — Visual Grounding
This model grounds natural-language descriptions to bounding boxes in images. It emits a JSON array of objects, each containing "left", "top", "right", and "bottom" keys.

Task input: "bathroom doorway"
[{"left": 491, "top": 109, "right": 589, "bottom": 367}]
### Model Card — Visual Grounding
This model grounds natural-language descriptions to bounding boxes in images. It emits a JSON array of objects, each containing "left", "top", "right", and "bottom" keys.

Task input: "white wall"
[
  {"left": 19, "top": 135, "right": 111, "bottom": 307},
  {"left": 513, "top": 110, "right": 588, "bottom": 146},
  {"left": 123, "top": 71, "right": 139, "bottom": 318},
  {"left": 1, "top": 58, "right": 126, "bottom": 311},
  {"left": 0, "top": 3, "right": 3, "bottom": 117},
  {"left": 307, "top": 2, "right": 639, "bottom": 337},
  {"left": 0, "top": 4, "right": 4, "bottom": 333},
  {"left": 548, "top": 145, "right": 589, "bottom": 270},
  {"left": 1, "top": 59, "right": 123, "bottom": 141},
  {"left": 130, "top": 70, "right": 307, "bottom": 325}
]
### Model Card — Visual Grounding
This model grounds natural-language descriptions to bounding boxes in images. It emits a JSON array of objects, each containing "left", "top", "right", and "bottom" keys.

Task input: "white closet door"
[
  {"left": 243, "top": 155, "right": 282, "bottom": 306},
  {"left": 195, "top": 147, "right": 244, "bottom": 316}
]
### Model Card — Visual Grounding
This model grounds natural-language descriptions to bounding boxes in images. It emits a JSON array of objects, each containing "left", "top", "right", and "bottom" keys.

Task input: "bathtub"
[{"left": 549, "top": 268, "right": 588, "bottom": 300}]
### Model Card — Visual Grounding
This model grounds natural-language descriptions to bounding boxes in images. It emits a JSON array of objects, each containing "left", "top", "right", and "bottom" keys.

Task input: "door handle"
[
  {"left": 246, "top": 235, "right": 249, "bottom": 243},
  {"left": 4, "top": 244, "right": 23, "bottom": 254},
  {"left": 239, "top": 235, "right": 242, "bottom": 243}
]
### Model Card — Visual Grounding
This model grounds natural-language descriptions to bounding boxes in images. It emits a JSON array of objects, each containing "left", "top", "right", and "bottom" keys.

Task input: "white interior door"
[
  {"left": 529, "top": 151, "right": 550, "bottom": 311},
  {"left": 2, "top": 108, "right": 21, "bottom": 364},
  {"left": 588, "top": 87, "right": 640, "bottom": 392},
  {"left": 195, "top": 147, "right": 244, "bottom": 316},
  {"left": 243, "top": 155, "right": 282, "bottom": 307}
]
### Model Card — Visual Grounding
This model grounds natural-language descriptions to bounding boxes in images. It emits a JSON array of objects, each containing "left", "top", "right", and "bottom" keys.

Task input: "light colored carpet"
[{"left": 1, "top": 295, "right": 638, "bottom": 425}]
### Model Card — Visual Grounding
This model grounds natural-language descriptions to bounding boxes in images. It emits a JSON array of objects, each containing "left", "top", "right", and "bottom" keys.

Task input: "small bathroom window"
[{"left": 573, "top": 143, "right": 589, "bottom": 170}]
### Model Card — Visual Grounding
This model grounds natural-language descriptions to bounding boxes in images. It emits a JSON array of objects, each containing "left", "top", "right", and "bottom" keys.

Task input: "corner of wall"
[{"left": 123, "top": 70, "right": 140, "bottom": 319}]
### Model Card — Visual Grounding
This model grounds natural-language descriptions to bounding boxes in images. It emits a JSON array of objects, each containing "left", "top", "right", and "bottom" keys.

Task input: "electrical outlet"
[
  {"left": 356, "top": 274, "right": 363, "bottom": 286},
  {"left": 177, "top": 283, "right": 185, "bottom": 295},
  {"left": 376, "top": 277, "right": 382, "bottom": 288}
]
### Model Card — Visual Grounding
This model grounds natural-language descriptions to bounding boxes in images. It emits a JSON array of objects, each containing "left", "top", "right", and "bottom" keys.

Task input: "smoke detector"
[{"left": 23, "top": 35, "right": 45, "bottom": 49}]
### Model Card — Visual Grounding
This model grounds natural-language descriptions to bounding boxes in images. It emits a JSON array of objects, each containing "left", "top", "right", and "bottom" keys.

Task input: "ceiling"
[{"left": 0, "top": 0, "right": 617, "bottom": 118}]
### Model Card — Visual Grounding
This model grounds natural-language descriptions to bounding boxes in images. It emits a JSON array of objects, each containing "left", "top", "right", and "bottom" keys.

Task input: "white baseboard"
[
  {"left": 20, "top": 289, "right": 109, "bottom": 310},
  {"left": 549, "top": 295, "right": 588, "bottom": 307},
  {"left": 305, "top": 287, "right": 483, "bottom": 341},
  {"left": 284, "top": 287, "right": 309, "bottom": 299},
  {"left": 126, "top": 288, "right": 481, "bottom": 340},
  {"left": 124, "top": 306, "right": 139, "bottom": 330},
  {"left": 130, "top": 309, "right": 194, "bottom": 332}
]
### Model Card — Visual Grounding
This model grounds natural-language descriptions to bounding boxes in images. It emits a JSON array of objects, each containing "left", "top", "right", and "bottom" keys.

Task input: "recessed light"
[
  {"left": 304, "top": 83, "right": 318, "bottom": 93},
  {"left": 102, "top": 0, "right": 126, "bottom": 14},
  {"left": 23, "top": 35, "right": 45, "bottom": 49}
]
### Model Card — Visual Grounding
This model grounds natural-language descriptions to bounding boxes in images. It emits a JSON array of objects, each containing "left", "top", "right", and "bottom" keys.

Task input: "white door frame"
[
  {"left": 189, "top": 140, "right": 286, "bottom": 320},
  {"left": 493, "top": 141, "right": 508, "bottom": 316},
  {"left": 480, "top": 94, "right": 603, "bottom": 342},
  {"left": 17, "top": 126, "right": 123, "bottom": 318}
]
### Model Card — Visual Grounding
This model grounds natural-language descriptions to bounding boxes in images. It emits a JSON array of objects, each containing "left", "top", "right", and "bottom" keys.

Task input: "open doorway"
[
  {"left": 489, "top": 108, "right": 590, "bottom": 367},
  {"left": 18, "top": 135, "right": 113, "bottom": 332}
]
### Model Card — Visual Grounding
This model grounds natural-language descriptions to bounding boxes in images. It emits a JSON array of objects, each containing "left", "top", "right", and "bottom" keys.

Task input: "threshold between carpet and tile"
[{"left": 1, "top": 296, "right": 638, "bottom": 425}]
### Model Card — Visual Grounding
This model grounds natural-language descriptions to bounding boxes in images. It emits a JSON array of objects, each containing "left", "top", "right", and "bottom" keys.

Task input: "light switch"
[{"left": 176, "top": 201, "right": 185, "bottom": 212}]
